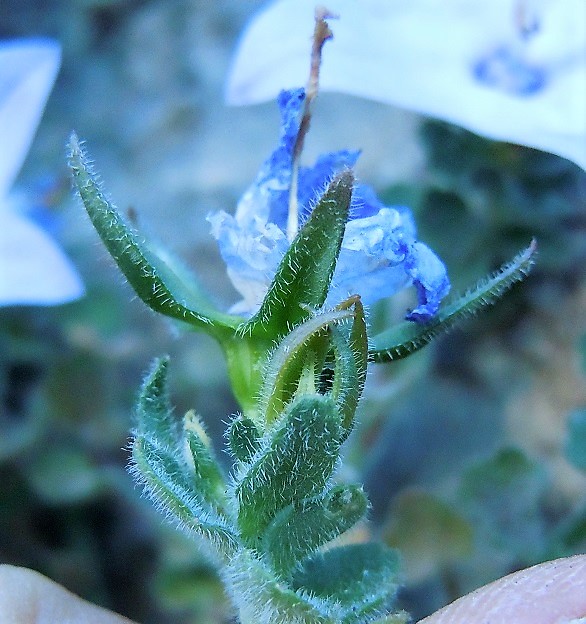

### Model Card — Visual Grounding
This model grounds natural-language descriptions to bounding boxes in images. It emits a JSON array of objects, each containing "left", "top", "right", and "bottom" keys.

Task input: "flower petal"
[
  {"left": 0, "top": 39, "right": 61, "bottom": 200},
  {"left": 327, "top": 207, "right": 450, "bottom": 319},
  {"left": 235, "top": 88, "right": 304, "bottom": 228},
  {"left": 403, "top": 242, "right": 451, "bottom": 323},
  {"left": 226, "top": 0, "right": 586, "bottom": 169},
  {"left": 208, "top": 209, "right": 289, "bottom": 315},
  {"left": 0, "top": 210, "right": 84, "bottom": 306}
]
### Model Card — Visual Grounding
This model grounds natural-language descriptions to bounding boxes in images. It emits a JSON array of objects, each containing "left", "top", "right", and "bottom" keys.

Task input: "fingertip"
[
  {"left": 418, "top": 555, "right": 586, "bottom": 624},
  {"left": 0, "top": 565, "right": 136, "bottom": 624}
]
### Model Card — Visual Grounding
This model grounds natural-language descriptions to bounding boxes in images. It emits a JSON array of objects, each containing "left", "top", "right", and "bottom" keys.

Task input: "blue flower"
[
  {"left": 0, "top": 38, "right": 84, "bottom": 306},
  {"left": 209, "top": 88, "right": 449, "bottom": 322},
  {"left": 226, "top": 0, "right": 586, "bottom": 171}
]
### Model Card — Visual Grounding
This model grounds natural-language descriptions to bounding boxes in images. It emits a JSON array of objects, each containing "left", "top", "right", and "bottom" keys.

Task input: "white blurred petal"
[
  {"left": 226, "top": 0, "right": 586, "bottom": 170},
  {"left": 0, "top": 210, "right": 84, "bottom": 306},
  {"left": 0, "top": 38, "right": 61, "bottom": 199}
]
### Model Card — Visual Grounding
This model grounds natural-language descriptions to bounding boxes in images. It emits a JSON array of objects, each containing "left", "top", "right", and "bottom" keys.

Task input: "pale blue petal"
[
  {"left": 296, "top": 151, "right": 360, "bottom": 221},
  {"left": 235, "top": 88, "right": 304, "bottom": 228},
  {"left": 0, "top": 210, "right": 84, "bottom": 307},
  {"left": 0, "top": 38, "right": 61, "bottom": 199},
  {"left": 208, "top": 209, "right": 289, "bottom": 315},
  {"left": 226, "top": 0, "right": 586, "bottom": 170},
  {"left": 212, "top": 87, "right": 450, "bottom": 321},
  {"left": 327, "top": 208, "right": 411, "bottom": 306},
  {"left": 327, "top": 208, "right": 450, "bottom": 319},
  {"left": 404, "top": 242, "right": 451, "bottom": 323}
]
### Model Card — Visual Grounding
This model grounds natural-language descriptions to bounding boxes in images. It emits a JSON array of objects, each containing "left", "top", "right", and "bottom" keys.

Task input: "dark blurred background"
[{"left": 1, "top": 1, "right": 585, "bottom": 622}]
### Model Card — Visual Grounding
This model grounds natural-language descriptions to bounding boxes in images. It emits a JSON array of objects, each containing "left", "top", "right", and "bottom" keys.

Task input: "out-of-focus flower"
[
  {"left": 0, "top": 39, "right": 84, "bottom": 307},
  {"left": 209, "top": 88, "right": 449, "bottom": 322},
  {"left": 226, "top": 0, "right": 586, "bottom": 170}
]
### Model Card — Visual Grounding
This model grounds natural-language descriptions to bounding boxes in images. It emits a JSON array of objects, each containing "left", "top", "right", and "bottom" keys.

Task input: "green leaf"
[
  {"left": 184, "top": 410, "right": 228, "bottom": 511},
  {"left": 225, "top": 549, "right": 336, "bottom": 624},
  {"left": 457, "top": 447, "right": 547, "bottom": 558},
  {"left": 241, "top": 170, "right": 353, "bottom": 339},
  {"left": 258, "top": 308, "right": 353, "bottom": 425},
  {"left": 236, "top": 394, "right": 342, "bottom": 543},
  {"left": 27, "top": 447, "right": 106, "bottom": 504},
  {"left": 329, "top": 296, "right": 368, "bottom": 437},
  {"left": 290, "top": 543, "right": 401, "bottom": 623},
  {"left": 68, "top": 134, "right": 240, "bottom": 335},
  {"left": 132, "top": 358, "right": 235, "bottom": 556},
  {"left": 370, "top": 240, "right": 536, "bottom": 362},
  {"left": 135, "top": 356, "right": 179, "bottom": 448},
  {"left": 264, "top": 484, "right": 369, "bottom": 578},
  {"left": 227, "top": 415, "right": 261, "bottom": 463},
  {"left": 131, "top": 436, "right": 237, "bottom": 558},
  {"left": 550, "top": 504, "right": 586, "bottom": 555}
]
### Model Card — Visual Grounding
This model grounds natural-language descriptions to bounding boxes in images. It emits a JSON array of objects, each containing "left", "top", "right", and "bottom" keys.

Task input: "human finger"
[
  {"left": 418, "top": 555, "right": 586, "bottom": 624},
  {"left": 0, "top": 565, "right": 136, "bottom": 624}
]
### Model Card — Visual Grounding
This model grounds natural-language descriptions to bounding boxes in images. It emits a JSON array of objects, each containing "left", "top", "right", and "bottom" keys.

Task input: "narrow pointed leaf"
[
  {"left": 370, "top": 240, "right": 536, "bottom": 362},
  {"left": 184, "top": 410, "right": 228, "bottom": 510},
  {"left": 131, "top": 436, "right": 237, "bottom": 558},
  {"left": 264, "top": 484, "right": 368, "bottom": 578},
  {"left": 291, "top": 543, "right": 401, "bottom": 623},
  {"left": 259, "top": 308, "right": 353, "bottom": 425},
  {"left": 68, "top": 134, "right": 240, "bottom": 334},
  {"left": 241, "top": 169, "right": 353, "bottom": 338},
  {"left": 330, "top": 296, "right": 368, "bottom": 437},
  {"left": 236, "top": 394, "right": 342, "bottom": 542},
  {"left": 227, "top": 415, "right": 261, "bottom": 462},
  {"left": 135, "top": 356, "right": 179, "bottom": 448}
]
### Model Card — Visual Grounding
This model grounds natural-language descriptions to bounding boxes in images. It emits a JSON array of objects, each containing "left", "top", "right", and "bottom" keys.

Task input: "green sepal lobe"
[
  {"left": 227, "top": 415, "right": 261, "bottom": 463},
  {"left": 184, "top": 410, "right": 228, "bottom": 512},
  {"left": 240, "top": 169, "right": 353, "bottom": 339},
  {"left": 68, "top": 133, "right": 240, "bottom": 336}
]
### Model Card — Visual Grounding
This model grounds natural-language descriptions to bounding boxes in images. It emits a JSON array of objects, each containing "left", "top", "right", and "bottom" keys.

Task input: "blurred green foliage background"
[{"left": 1, "top": 1, "right": 585, "bottom": 622}]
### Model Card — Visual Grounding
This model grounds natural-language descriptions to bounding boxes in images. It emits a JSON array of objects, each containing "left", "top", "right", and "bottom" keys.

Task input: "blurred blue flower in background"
[
  {"left": 0, "top": 39, "right": 84, "bottom": 307},
  {"left": 226, "top": 0, "right": 586, "bottom": 170},
  {"left": 209, "top": 88, "right": 449, "bottom": 321}
]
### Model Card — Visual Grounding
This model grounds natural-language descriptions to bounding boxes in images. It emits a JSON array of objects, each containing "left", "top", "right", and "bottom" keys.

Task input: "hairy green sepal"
[
  {"left": 240, "top": 169, "right": 353, "bottom": 339},
  {"left": 68, "top": 134, "right": 240, "bottom": 337}
]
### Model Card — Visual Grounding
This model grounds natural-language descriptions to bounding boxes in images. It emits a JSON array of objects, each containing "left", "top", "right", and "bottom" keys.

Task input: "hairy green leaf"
[
  {"left": 291, "top": 543, "right": 401, "bottom": 623},
  {"left": 264, "top": 484, "right": 368, "bottom": 578},
  {"left": 225, "top": 549, "right": 335, "bottom": 624},
  {"left": 236, "top": 394, "right": 342, "bottom": 542},
  {"left": 131, "top": 436, "right": 237, "bottom": 558},
  {"left": 135, "top": 356, "right": 179, "bottom": 448}
]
